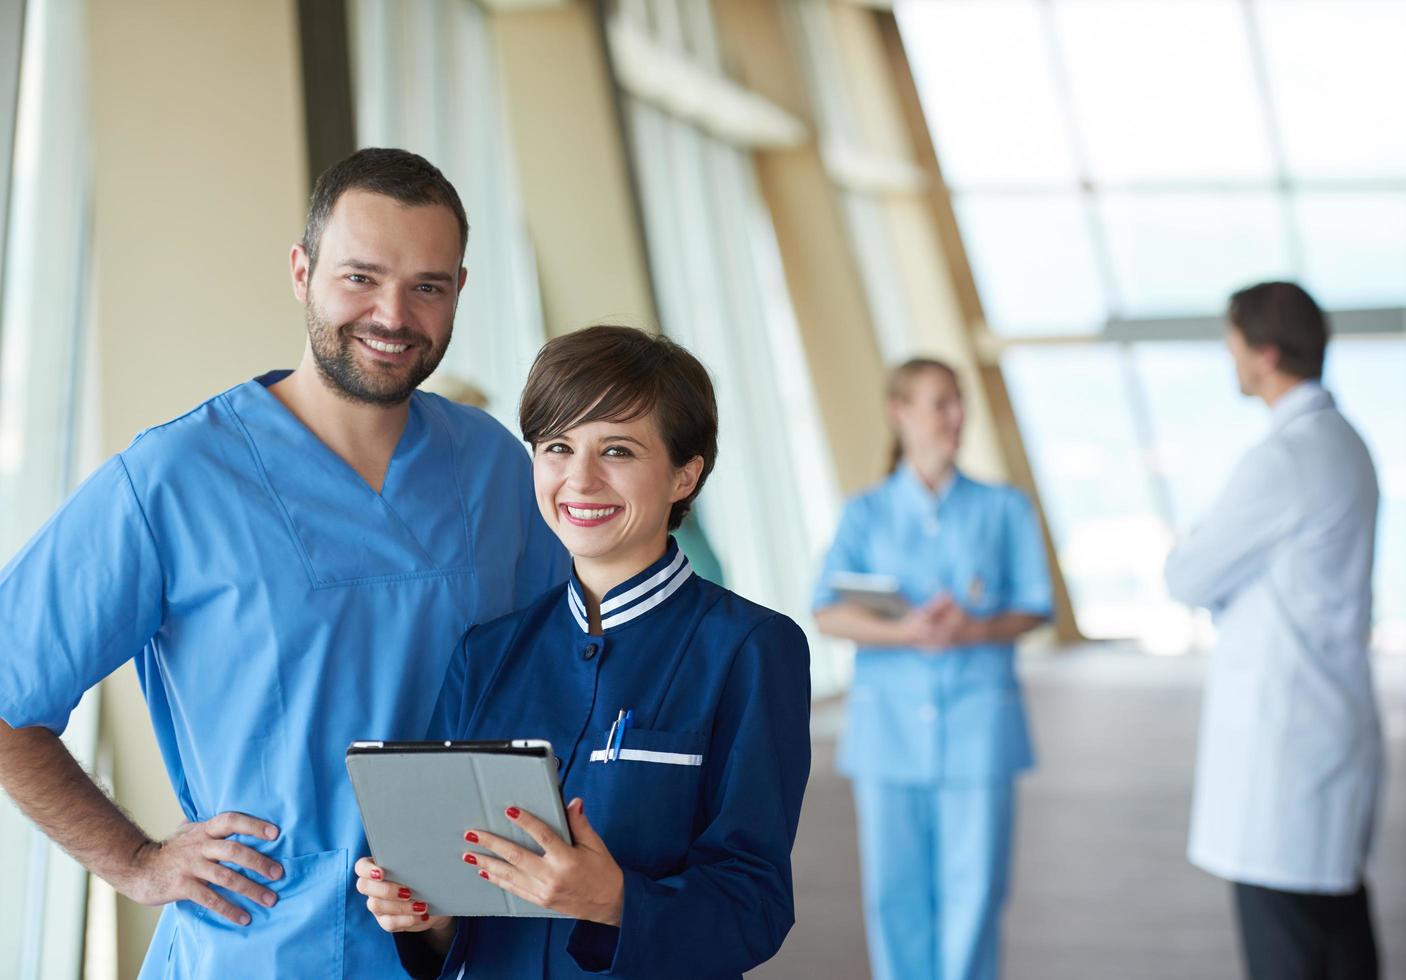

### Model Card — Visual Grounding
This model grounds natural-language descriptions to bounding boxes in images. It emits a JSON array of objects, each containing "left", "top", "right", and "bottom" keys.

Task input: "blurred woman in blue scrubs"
[
  {"left": 814, "top": 359, "right": 1052, "bottom": 980},
  {"left": 353, "top": 326, "right": 811, "bottom": 979}
]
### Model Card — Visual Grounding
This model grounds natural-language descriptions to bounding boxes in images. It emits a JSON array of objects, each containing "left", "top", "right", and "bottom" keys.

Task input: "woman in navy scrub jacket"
[{"left": 354, "top": 326, "right": 812, "bottom": 979}]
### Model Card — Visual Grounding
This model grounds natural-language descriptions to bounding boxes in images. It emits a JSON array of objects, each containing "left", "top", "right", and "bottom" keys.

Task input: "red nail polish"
[
  {"left": 478, "top": 870, "right": 489, "bottom": 880},
  {"left": 463, "top": 853, "right": 478, "bottom": 865},
  {"left": 397, "top": 887, "right": 411, "bottom": 900},
  {"left": 421, "top": 912, "right": 430, "bottom": 921},
  {"left": 369, "top": 868, "right": 383, "bottom": 881},
  {"left": 505, "top": 806, "right": 521, "bottom": 819},
  {"left": 412, "top": 902, "right": 426, "bottom": 913},
  {"left": 464, "top": 831, "right": 479, "bottom": 843}
]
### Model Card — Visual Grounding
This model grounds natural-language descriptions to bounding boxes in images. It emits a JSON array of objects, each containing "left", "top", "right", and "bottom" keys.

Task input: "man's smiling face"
[{"left": 295, "top": 189, "right": 465, "bottom": 405}]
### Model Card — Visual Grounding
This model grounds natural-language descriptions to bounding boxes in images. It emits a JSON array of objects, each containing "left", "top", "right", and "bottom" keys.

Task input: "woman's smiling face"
[{"left": 533, "top": 412, "right": 701, "bottom": 568}]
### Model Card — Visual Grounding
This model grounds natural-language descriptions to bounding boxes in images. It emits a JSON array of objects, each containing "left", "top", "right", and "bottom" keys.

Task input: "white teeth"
[
  {"left": 362, "top": 338, "right": 409, "bottom": 354},
  {"left": 566, "top": 505, "right": 620, "bottom": 520}
]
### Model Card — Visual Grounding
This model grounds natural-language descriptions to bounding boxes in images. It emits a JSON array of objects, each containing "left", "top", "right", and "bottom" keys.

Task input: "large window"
[
  {"left": 0, "top": 0, "right": 102, "bottom": 976},
  {"left": 900, "top": 0, "right": 1406, "bottom": 650}
]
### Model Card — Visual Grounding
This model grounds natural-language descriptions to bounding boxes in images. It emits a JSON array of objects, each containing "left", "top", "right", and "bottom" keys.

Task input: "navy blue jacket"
[{"left": 403, "top": 540, "right": 811, "bottom": 978}]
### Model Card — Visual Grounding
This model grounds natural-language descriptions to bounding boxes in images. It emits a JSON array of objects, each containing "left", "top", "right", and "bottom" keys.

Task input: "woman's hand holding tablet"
[
  {"left": 356, "top": 796, "right": 625, "bottom": 939},
  {"left": 465, "top": 797, "right": 625, "bottom": 925},
  {"left": 346, "top": 739, "right": 579, "bottom": 921},
  {"left": 353, "top": 856, "right": 454, "bottom": 948}
]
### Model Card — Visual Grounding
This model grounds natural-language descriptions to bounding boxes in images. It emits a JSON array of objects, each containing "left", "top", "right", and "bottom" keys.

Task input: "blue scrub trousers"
[{"left": 853, "top": 780, "right": 1015, "bottom": 980}]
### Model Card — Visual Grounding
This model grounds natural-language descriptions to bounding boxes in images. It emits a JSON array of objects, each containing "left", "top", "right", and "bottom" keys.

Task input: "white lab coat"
[{"left": 1165, "top": 381, "right": 1381, "bottom": 894}]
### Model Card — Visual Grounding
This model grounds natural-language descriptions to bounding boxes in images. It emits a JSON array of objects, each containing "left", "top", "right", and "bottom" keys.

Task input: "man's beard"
[{"left": 305, "top": 295, "right": 448, "bottom": 406}]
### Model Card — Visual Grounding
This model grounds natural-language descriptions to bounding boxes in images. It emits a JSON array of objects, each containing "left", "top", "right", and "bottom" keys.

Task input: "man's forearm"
[
  {"left": 3, "top": 717, "right": 284, "bottom": 923},
  {"left": 0, "top": 718, "right": 151, "bottom": 892}
]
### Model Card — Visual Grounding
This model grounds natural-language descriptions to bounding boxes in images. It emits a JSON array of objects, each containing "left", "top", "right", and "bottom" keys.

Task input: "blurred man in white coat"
[{"left": 1166, "top": 281, "right": 1381, "bottom": 980}]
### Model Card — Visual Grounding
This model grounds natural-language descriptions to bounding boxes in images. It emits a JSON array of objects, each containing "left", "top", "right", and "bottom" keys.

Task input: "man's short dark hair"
[
  {"left": 1227, "top": 281, "right": 1329, "bottom": 380},
  {"left": 301, "top": 148, "right": 469, "bottom": 272},
  {"left": 519, "top": 325, "right": 719, "bottom": 531}
]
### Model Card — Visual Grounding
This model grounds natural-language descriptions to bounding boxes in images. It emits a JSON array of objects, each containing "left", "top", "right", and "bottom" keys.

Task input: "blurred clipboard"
[{"left": 827, "top": 571, "right": 910, "bottom": 619}]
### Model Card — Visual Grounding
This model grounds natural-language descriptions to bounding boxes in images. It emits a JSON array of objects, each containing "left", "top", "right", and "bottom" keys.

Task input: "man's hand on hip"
[
  {"left": 122, "top": 812, "right": 285, "bottom": 926},
  {"left": 0, "top": 721, "right": 284, "bottom": 928}
]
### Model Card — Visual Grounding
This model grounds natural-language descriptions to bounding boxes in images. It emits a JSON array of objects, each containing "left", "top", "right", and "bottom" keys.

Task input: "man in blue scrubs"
[{"left": 0, "top": 148, "right": 565, "bottom": 977}]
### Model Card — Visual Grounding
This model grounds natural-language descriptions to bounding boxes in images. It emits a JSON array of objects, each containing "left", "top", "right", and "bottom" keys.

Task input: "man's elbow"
[
  {"left": 1164, "top": 554, "right": 1216, "bottom": 609},
  {"left": 0, "top": 717, "right": 65, "bottom": 782}
]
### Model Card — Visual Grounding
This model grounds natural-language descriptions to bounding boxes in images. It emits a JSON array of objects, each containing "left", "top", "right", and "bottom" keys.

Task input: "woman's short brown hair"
[{"left": 519, "top": 325, "right": 718, "bottom": 531}]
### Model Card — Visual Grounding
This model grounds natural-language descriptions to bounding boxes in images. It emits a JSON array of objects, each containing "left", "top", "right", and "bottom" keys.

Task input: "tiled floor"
[{"left": 751, "top": 648, "right": 1406, "bottom": 980}]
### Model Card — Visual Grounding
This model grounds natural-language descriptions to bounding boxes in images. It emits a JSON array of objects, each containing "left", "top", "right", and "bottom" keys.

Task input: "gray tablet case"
[
  {"left": 346, "top": 740, "right": 572, "bottom": 918},
  {"left": 828, "top": 571, "right": 910, "bottom": 619}
]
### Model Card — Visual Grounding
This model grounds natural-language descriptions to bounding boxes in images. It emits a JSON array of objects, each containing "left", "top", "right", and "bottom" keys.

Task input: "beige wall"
[
  {"left": 86, "top": 0, "right": 308, "bottom": 973},
  {"left": 489, "top": 2, "right": 657, "bottom": 337}
]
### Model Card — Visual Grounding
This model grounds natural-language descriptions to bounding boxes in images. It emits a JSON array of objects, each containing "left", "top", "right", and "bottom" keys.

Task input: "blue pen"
[{"left": 609, "top": 708, "right": 633, "bottom": 762}]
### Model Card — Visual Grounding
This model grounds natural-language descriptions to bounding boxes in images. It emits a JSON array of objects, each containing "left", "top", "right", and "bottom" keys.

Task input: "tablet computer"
[
  {"left": 827, "top": 571, "right": 910, "bottom": 619},
  {"left": 346, "top": 739, "right": 572, "bottom": 918}
]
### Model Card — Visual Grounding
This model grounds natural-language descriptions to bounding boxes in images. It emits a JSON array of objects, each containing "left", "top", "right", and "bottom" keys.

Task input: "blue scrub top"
[
  {"left": 401, "top": 539, "right": 812, "bottom": 980},
  {"left": 813, "top": 466, "right": 1051, "bottom": 786},
  {"left": 0, "top": 372, "right": 567, "bottom": 979}
]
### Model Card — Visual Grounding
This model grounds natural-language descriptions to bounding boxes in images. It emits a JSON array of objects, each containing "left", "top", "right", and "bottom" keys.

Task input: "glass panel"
[
  {"left": 0, "top": 0, "right": 98, "bottom": 975},
  {"left": 1324, "top": 338, "right": 1406, "bottom": 652},
  {"left": 1293, "top": 191, "right": 1406, "bottom": 310},
  {"left": 1002, "top": 346, "right": 1176, "bottom": 641},
  {"left": 622, "top": 74, "right": 847, "bottom": 693},
  {"left": 1256, "top": 0, "right": 1406, "bottom": 180},
  {"left": 1131, "top": 342, "right": 1265, "bottom": 530},
  {"left": 897, "top": 0, "right": 1077, "bottom": 188},
  {"left": 1054, "top": 0, "right": 1274, "bottom": 182},
  {"left": 1099, "top": 192, "right": 1291, "bottom": 317},
  {"left": 840, "top": 192, "right": 916, "bottom": 364},
  {"left": 955, "top": 193, "right": 1107, "bottom": 334}
]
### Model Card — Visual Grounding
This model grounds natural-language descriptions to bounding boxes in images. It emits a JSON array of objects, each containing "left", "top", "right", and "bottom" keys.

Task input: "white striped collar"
[{"left": 566, "top": 539, "right": 694, "bottom": 634}]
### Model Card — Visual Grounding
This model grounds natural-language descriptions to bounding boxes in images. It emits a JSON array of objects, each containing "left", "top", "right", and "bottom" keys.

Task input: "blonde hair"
[{"left": 886, "top": 358, "right": 960, "bottom": 474}]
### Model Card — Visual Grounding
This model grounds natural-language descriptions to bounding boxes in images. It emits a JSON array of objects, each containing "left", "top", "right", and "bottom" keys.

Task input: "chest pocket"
[
  {"left": 958, "top": 554, "right": 1007, "bottom": 614},
  {"left": 948, "top": 516, "right": 1009, "bottom": 614},
  {"left": 575, "top": 728, "right": 707, "bottom": 874}
]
